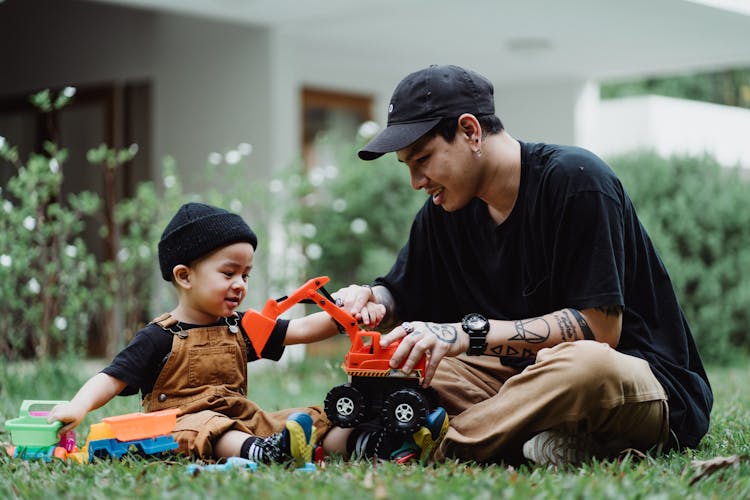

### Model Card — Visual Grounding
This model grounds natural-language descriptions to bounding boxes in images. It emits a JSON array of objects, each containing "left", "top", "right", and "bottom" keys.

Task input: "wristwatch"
[{"left": 462, "top": 313, "right": 489, "bottom": 356}]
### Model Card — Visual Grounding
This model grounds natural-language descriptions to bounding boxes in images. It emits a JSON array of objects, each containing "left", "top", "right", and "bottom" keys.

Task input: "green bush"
[
  {"left": 0, "top": 90, "right": 179, "bottom": 359},
  {"left": 0, "top": 125, "right": 100, "bottom": 359},
  {"left": 277, "top": 137, "right": 426, "bottom": 292},
  {"left": 610, "top": 151, "right": 750, "bottom": 363},
  {"left": 0, "top": 88, "right": 268, "bottom": 359}
]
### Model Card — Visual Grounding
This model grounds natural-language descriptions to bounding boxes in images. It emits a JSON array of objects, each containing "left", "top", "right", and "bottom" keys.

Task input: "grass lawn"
[{"left": 1, "top": 343, "right": 748, "bottom": 499}]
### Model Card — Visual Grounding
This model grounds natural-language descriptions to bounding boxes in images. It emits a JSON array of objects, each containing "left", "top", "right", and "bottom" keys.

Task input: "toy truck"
[
  {"left": 242, "top": 276, "right": 438, "bottom": 435},
  {"left": 79, "top": 408, "right": 180, "bottom": 461},
  {"left": 4, "top": 400, "right": 179, "bottom": 462}
]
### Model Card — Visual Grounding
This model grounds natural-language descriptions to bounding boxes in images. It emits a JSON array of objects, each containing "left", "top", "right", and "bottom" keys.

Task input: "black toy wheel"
[
  {"left": 324, "top": 383, "right": 366, "bottom": 428},
  {"left": 382, "top": 388, "right": 428, "bottom": 435}
]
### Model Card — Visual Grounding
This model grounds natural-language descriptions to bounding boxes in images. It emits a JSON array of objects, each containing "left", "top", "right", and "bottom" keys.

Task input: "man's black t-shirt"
[
  {"left": 375, "top": 141, "right": 713, "bottom": 448},
  {"left": 102, "top": 312, "right": 289, "bottom": 398}
]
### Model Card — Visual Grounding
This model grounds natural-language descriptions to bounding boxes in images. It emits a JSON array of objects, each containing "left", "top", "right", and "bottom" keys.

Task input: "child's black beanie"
[{"left": 158, "top": 202, "right": 258, "bottom": 281}]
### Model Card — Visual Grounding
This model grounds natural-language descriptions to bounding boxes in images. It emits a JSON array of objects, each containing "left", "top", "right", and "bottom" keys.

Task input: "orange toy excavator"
[{"left": 242, "top": 276, "right": 437, "bottom": 435}]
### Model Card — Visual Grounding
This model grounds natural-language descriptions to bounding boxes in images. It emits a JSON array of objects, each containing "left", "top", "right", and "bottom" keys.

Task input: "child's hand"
[
  {"left": 359, "top": 301, "right": 386, "bottom": 327},
  {"left": 47, "top": 402, "right": 87, "bottom": 436},
  {"left": 333, "top": 285, "right": 384, "bottom": 326}
]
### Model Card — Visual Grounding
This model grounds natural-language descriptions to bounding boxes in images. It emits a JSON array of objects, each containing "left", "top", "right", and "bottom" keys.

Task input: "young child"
[{"left": 47, "top": 202, "right": 355, "bottom": 466}]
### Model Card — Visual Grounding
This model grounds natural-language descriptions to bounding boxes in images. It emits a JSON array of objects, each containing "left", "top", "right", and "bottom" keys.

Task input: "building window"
[{"left": 302, "top": 87, "right": 371, "bottom": 168}]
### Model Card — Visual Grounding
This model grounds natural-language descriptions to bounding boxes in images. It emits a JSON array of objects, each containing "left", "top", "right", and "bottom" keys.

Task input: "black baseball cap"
[{"left": 358, "top": 64, "right": 495, "bottom": 161}]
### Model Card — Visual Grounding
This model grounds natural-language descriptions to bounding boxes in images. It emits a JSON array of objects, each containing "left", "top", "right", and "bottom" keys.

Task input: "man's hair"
[{"left": 423, "top": 115, "right": 505, "bottom": 144}]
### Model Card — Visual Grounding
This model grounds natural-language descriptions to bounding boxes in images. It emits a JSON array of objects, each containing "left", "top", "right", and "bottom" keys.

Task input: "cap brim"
[{"left": 358, "top": 119, "right": 441, "bottom": 161}]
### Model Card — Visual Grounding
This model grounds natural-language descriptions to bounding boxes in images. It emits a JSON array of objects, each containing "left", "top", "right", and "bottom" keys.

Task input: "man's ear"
[
  {"left": 173, "top": 265, "right": 192, "bottom": 289},
  {"left": 458, "top": 113, "right": 481, "bottom": 142}
]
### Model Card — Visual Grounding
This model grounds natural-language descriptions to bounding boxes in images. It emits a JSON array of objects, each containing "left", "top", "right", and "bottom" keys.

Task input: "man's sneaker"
[
  {"left": 285, "top": 412, "right": 317, "bottom": 469},
  {"left": 522, "top": 430, "right": 599, "bottom": 466},
  {"left": 348, "top": 421, "right": 393, "bottom": 461},
  {"left": 390, "top": 407, "right": 449, "bottom": 465}
]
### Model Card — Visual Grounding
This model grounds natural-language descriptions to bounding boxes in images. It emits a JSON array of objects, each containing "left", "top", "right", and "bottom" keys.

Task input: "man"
[{"left": 337, "top": 64, "right": 713, "bottom": 465}]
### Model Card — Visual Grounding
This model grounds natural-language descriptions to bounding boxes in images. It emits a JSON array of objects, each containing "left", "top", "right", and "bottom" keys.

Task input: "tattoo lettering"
[
  {"left": 509, "top": 317, "right": 550, "bottom": 344},
  {"left": 554, "top": 311, "right": 579, "bottom": 341},
  {"left": 426, "top": 322, "right": 458, "bottom": 344},
  {"left": 568, "top": 309, "right": 595, "bottom": 340},
  {"left": 489, "top": 345, "right": 536, "bottom": 359},
  {"left": 596, "top": 305, "right": 623, "bottom": 317}
]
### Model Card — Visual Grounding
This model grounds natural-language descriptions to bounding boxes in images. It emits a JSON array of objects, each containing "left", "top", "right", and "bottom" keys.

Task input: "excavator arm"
[{"left": 241, "top": 276, "right": 358, "bottom": 355}]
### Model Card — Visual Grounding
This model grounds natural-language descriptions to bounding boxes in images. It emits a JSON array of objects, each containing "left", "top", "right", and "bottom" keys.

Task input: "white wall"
[
  {"left": 5, "top": 1, "right": 748, "bottom": 177},
  {"left": 149, "top": 14, "right": 274, "bottom": 187},
  {"left": 0, "top": 0, "right": 280, "bottom": 190},
  {"left": 0, "top": 0, "right": 291, "bottom": 308},
  {"left": 489, "top": 80, "right": 591, "bottom": 146},
  {"left": 0, "top": 1, "right": 156, "bottom": 94},
  {"left": 324, "top": 72, "right": 597, "bottom": 150},
  {"left": 595, "top": 95, "right": 750, "bottom": 168}
]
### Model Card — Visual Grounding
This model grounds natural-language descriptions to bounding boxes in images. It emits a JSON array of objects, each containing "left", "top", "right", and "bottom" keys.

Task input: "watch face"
[
  {"left": 467, "top": 315, "right": 486, "bottom": 330},
  {"left": 463, "top": 313, "right": 488, "bottom": 356}
]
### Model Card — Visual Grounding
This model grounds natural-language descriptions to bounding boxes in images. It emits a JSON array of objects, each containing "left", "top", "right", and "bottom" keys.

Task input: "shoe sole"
[
  {"left": 286, "top": 413, "right": 316, "bottom": 468},
  {"left": 413, "top": 413, "right": 449, "bottom": 465}
]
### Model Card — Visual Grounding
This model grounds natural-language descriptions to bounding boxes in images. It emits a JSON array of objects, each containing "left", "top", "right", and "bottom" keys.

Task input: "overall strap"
[{"left": 151, "top": 312, "right": 182, "bottom": 335}]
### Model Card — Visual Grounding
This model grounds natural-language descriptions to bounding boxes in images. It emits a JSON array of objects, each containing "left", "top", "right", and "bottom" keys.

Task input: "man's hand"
[
  {"left": 380, "top": 321, "right": 468, "bottom": 387},
  {"left": 333, "top": 284, "right": 384, "bottom": 327}
]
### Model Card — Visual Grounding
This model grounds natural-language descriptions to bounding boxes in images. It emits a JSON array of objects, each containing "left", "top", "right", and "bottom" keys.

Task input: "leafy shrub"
[
  {"left": 277, "top": 136, "right": 426, "bottom": 292},
  {"left": 610, "top": 151, "right": 750, "bottom": 363},
  {"left": 0, "top": 133, "right": 100, "bottom": 359},
  {"left": 0, "top": 90, "right": 170, "bottom": 359},
  {"left": 0, "top": 87, "right": 279, "bottom": 360}
]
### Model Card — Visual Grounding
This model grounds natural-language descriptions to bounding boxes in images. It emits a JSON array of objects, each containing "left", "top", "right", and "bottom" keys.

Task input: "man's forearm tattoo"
[
  {"left": 554, "top": 310, "right": 578, "bottom": 341},
  {"left": 425, "top": 322, "right": 458, "bottom": 344},
  {"left": 489, "top": 344, "right": 535, "bottom": 359},
  {"left": 508, "top": 317, "right": 550, "bottom": 344},
  {"left": 567, "top": 308, "right": 596, "bottom": 340}
]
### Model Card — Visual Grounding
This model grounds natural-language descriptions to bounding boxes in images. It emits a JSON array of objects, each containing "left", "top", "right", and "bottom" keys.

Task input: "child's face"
[{"left": 184, "top": 242, "right": 255, "bottom": 321}]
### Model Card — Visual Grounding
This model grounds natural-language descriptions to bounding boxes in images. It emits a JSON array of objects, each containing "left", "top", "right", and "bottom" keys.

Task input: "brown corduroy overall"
[{"left": 142, "top": 313, "right": 330, "bottom": 459}]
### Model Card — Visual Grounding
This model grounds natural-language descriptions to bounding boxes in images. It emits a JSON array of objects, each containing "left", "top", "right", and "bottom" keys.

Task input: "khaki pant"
[{"left": 432, "top": 341, "right": 669, "bottom": 463}]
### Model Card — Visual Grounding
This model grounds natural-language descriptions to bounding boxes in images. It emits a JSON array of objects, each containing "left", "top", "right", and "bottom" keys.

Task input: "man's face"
[{"left": 396, "top": 132, "right": 477, "bottom": 212}]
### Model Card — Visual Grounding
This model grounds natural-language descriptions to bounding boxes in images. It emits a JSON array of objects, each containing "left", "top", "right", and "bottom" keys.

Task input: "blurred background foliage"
[
  {"left": 602, "top": 67, "right": 750, "bottom": 108},
  {"left": 277, "top": 136, "right": 425, "bottom": 292},
  {"left": 1, "top": 77, "right": 750, "bottom": 364},
  {"left": 610, "top": 152, "right": 750, "bottom": 363}
]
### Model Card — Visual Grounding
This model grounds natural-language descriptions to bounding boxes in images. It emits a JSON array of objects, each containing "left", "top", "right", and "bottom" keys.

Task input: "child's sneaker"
[
  {"left": 390, "top": 407, "right": 449, "bottom": 465},
  {"left": 252, "top": 412, "right": 316, "bottom": 468},
  {"left": 285, "top": 412, "right": 317, "bottom": 469}
]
